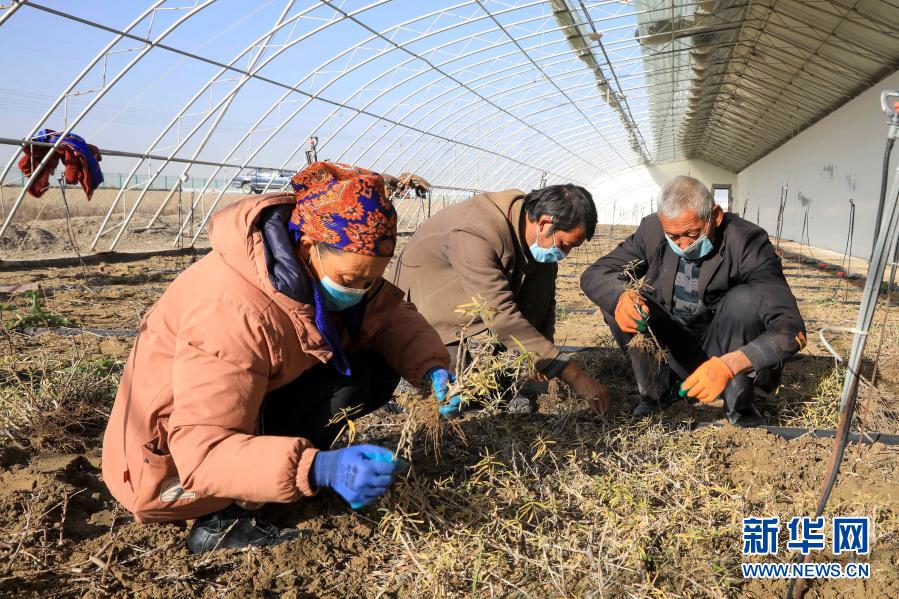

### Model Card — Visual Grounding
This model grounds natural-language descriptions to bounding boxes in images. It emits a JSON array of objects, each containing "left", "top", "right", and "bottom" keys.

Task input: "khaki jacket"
[
  {"left": 102, "top": 193, "right": 449, "bottom": 523},
  {"left": 391, "top": 190, "right": 561, "bottom": 372}
]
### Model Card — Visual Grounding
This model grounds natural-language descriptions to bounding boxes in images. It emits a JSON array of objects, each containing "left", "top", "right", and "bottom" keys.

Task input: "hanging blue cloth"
[{"left": 35, "top": 129, "right": 104, "bottom": 190}]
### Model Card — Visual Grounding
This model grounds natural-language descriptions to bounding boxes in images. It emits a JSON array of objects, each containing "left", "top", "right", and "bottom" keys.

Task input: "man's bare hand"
[{"left": 560, "top": 362, "right": 612, "bottom": 418}]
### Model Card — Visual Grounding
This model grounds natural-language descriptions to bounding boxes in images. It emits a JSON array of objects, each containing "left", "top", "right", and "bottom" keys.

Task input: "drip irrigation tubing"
[
  {"left": 517, "top": 413, "right": 899, "bottom": 446},
  {"left": 0, "top": 246, "right": 209, "bottom": 270}
]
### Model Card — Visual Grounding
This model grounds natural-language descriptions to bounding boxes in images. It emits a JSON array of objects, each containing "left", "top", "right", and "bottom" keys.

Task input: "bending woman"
[{"left": 102, "top": 162, "right": 452, "bottom": 553}]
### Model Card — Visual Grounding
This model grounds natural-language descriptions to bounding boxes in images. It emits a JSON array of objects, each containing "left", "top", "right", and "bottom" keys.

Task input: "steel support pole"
[{"left": 837, "top": 163, "right": 899, "bottom": 409}]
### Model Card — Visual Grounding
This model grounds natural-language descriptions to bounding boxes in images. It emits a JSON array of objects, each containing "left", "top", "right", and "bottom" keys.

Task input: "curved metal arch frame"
[
  {"left": 183, "top": 0, "right": 648, "bottom": 209},
  {"left": 89, "top": 1, "right": 310, "bottom": 249},
  {"left": 369, "top": 58, "right": 631, "bottom": 177},
  {"left": 0, "top": 0, "right": 173, "bottom": 240},
  {"left": 365, "top": 30, "right": 661, "bottom": 178},
  {"left": 470, "top": 0, "right": 635, "bottom": 166},
  {"left": 105, "top": 0, "right": 400, "bottom": 251},
  {"left": 4, "top": 2, "right": 653, "bottom": 206},
  {"left": 272, "top": 13, "right": 603, "bottom": 182},
  {"left": 336, "top": 40, "right": 619, "bottom": 167},
  {"left": 335, "top": 0, "right": 678, "bottom": 177},
  {"left": 426, "top": 102, "right": 630, "bottom": 190},
  {"left": 316, "top": 0, "right": 609, "bottom": 174},
  {"left": 411, "top": 79, "right": 645, "bottom": 183},
  {"left": 111, "top": 0, "right": 624, "bottom": 249},
  {"left": 468, "top": 121, "right": 639, "bottom": 192},
  {"left": 99, "top": 0, "right": 316, "bottom": 251},
  {"left": 338, "top": 6, "right": 659, "bottom": 170},
  {"left": 420, "top": 87, "right": 647, "bottom": 189},
  {"left": 167, "top": 6, "right": 603, "bottom": 247},
  {"left": 325, "top": 32, "right": 615, "bottom": 168}
]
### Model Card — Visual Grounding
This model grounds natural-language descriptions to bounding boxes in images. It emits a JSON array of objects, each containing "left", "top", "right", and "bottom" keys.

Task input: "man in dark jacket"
[{"left": 580, "top": 176, "right": 806, "bottom": 424}]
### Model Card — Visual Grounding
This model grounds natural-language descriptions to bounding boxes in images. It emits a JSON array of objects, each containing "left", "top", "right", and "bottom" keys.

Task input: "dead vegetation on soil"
[
  {"left": 0, "top": 231, "right": 898, "bottom": 597},
  {"left": 1, "top": 343, "right": 118, "bottom": 453}
]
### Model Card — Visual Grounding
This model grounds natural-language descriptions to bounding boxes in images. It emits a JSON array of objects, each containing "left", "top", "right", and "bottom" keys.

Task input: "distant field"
[{"left": 0, "top": 187, "right": 244, "bottom": 225}]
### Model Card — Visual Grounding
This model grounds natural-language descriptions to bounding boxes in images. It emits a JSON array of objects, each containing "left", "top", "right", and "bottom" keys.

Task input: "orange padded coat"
[{"left": 101, "top": 193, "right": 449, "bottom": 523}]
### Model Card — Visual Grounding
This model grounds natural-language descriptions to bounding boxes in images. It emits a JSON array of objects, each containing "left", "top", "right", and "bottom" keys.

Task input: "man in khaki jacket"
[{"left": 392, "top": 184, "right": 610, "bottom": 415}]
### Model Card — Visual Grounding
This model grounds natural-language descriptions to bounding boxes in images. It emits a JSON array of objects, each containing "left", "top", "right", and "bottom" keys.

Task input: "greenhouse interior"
[{"left": 1, "top": 1, "right": 898, "bottom": 596}]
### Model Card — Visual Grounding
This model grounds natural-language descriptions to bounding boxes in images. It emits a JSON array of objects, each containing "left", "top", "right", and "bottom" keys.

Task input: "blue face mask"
[
  {"left": 315, "top": 247, "right": 368, "bottom": 311},
  {"left": 665, "top": 225, "right": 715, "bottom": 261},
  {"left": 529, "top": 221, "right": 568, "bottom": 263}
]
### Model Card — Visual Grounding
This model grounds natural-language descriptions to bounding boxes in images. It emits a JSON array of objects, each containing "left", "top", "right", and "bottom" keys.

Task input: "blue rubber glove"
[
  {"left": 312, "top": 444, "right": 398, "bottom": 509},
  {"left": 426, "top": 367, "right": 455, "bottom": 401},
  {"left": 425, "top": 367, "right": 464, "bottom": 417},
  {"left": 438, "top": 395, "right": 464, "bottom": 417}
]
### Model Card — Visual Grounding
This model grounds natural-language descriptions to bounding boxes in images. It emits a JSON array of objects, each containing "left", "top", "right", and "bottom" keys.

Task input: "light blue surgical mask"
[
  {"left": 315, "top": 247, "right": 367, "bottom": 311},
  {"left": 529, "top": 221, "right": 568, "bottom": 263},
  {"left": 665, "top": 225, "right": 715, "bottom": 261}
]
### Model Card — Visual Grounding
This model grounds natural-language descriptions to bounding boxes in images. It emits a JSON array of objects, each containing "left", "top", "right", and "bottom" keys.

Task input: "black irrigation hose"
[
  {"left": 786, "top": 376, "right": 863, "bottom": 599},
  {"left": 692, "top": 422, "right": 899, "bottom": 446},
  {"left": 519, "top": 412, "right": 899, "bottom": 446},
  {"left": 870, "top": 137, "right": 895, "bottom": 259}
]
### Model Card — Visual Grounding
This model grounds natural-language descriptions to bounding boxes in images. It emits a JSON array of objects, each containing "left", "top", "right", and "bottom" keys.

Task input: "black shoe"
[
  {"left": 187, "top": 504, "right": 306, "bottom": 554},
  {"left": 632, "top": 397, "right": 663, "bottom": 418},
  {"left": 727, "top": 404, "right": 766, "bottom": 428},
  {"left": 632, "top": 382, "right": 680, "bottom": 418},
  {"left": 754, "top": 368, "right": 782, "bottom": 393}
]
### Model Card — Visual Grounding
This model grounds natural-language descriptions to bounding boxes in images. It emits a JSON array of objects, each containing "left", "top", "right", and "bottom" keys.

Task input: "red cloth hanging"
[{"left": 17, "top": 134, "right": 103, "bottom": 199}]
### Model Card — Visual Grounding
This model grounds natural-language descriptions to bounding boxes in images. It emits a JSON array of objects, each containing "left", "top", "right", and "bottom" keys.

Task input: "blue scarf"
[
  {"left": 308, "top": 275, "right": 352, "bottom": 376},
  {"left": 259, "top": 206, "right": 351, "bottom": 376}
]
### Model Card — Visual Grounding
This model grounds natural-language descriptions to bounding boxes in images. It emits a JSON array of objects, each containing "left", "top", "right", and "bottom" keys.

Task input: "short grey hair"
[{"left": 657, "top": 175, "right": 714, "bottom": 220}]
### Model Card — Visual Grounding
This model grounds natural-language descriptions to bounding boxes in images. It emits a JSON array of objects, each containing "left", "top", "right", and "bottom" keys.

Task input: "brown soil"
[
  {"left": 0, "top": 226, "right": 897, "bottom": 597},
  {"left": 0, "top": 215, "right": 211, "bottom": 259}
]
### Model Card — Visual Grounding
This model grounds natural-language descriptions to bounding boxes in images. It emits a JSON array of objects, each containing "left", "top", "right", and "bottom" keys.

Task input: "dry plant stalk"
[
  {"left": 392, "top": 297, "right": 534, "bottom": 465},
  {"left": 449, "top": 296, "right": 536, "bottom": 413},
  {"left": 326, "top": 404, "right": 364, "bottom": 447},
  {"left": 393, "top": 392, "right": 450, "bottom": 462},
  {"left": 621, "top": 259, "right": 666, "bottom": 370}
]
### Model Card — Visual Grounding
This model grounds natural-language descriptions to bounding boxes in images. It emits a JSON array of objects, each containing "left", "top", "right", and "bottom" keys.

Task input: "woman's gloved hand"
[
  {"left": 426, "top": 367, "right": 455, "bottom": 401},
  {"left": 425, "top": 367, "right": 464, "bottom": 418},
  {"left": 312, "top": 444, "right": 398, "bottom": 509}
]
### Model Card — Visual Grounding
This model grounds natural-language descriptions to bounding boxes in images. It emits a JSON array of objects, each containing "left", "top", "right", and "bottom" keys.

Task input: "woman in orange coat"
[{"left": 102, "top": 163, "right": 452, "bottom": 552}]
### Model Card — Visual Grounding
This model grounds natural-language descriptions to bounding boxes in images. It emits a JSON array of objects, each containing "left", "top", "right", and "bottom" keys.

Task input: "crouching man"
[
  {"left": 102, "top": 162, "right": 453, "bottom": 552},
  {"left": 580, "top": 176, "right": 806, "bottom": 424},
  {"left": 392, "top": 184, "right": 611, "bottom": 416}
]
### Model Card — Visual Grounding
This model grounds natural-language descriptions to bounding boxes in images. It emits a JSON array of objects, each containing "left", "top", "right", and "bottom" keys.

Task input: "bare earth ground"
[{"left": 0, "top": 225, "right": 897, "bottom": 597}]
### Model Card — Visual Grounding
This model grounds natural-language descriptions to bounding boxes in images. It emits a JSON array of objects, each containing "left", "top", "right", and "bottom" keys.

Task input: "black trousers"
[
  {"left": 600, "top": 285, "right": 777, "bottom": 419},
  {"left": 261, "top": 350, "right": 400, "bottom": 449}
]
